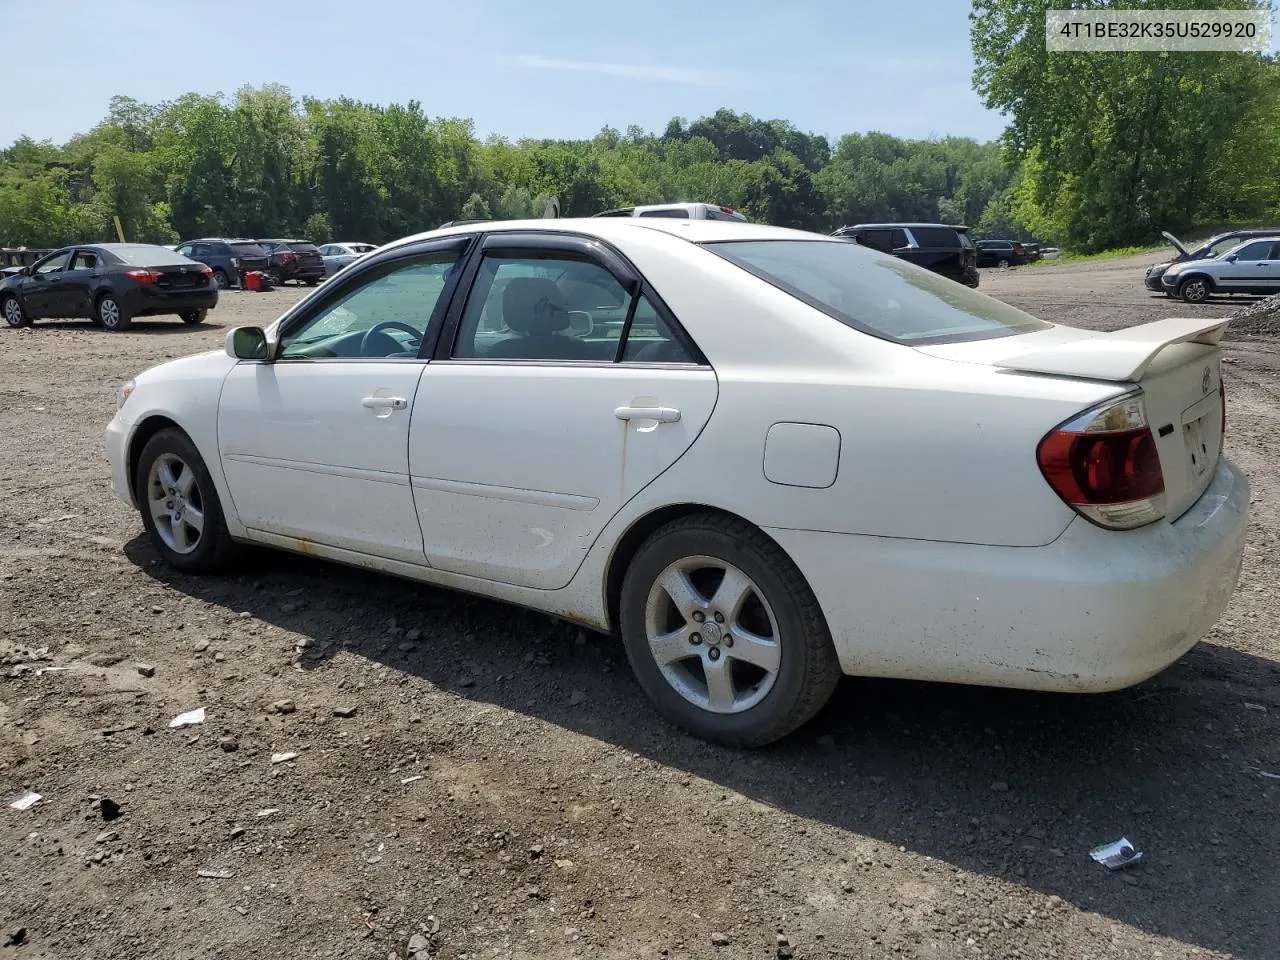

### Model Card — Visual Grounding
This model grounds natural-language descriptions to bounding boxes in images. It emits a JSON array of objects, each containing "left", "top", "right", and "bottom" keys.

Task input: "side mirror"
[
  {"left": 1226, "top": 254, "right": 1238, "bottom": 262},
  {"left": 226, "top": 326, "right": 269, "bottom": 361}
]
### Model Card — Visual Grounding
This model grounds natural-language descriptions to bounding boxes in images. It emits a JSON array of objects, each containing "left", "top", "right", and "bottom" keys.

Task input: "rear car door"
[
  {"left": 217, "top": 238, "right": 469, "bottom": 562},
  {"left": 409, "top": 232, "right": 718, "bottom": 589},
  {"left": 61, "top": 249, "right": 101, "bottom": 316}
]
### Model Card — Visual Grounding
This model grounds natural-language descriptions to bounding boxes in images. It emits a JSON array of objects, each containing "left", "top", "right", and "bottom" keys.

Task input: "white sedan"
[{"left": 104, "top": 218, "right": 1249, "bottom": 746}]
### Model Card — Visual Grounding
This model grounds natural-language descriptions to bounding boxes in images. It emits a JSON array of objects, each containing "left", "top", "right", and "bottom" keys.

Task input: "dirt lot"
[{"left": 2, "top": 255, "right": 1277, "bottom": 960}]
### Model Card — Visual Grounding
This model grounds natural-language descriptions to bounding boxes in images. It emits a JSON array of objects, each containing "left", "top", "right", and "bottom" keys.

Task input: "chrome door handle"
[
  {"left": 615, "top": 405, "right": 680, "bottom": 423},
  {"left": 361, "top": 396, "right": 407, "bottom": 410}
]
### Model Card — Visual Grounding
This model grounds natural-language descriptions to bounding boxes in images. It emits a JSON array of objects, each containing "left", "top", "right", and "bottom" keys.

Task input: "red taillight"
[
  {"left": 281, "top": 252, "right": 298, "bottom": 263},
  {"left": 126, "top": 269, "right": 161, "bottom": 283},
  {"left": 200, "top": 265, "right": 214, "bottom": 280},
  {"left": 1036, "top": 393, "right": 1166, "bottom": 530},
  {"left": 719, "top": 206, "right": 735, "bottom": 215}
]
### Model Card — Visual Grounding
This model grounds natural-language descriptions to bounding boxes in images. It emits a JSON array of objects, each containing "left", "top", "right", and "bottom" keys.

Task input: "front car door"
[
  {"left": 409, "top": 232, "right": 719, "bottom": 589},
  {"left": 1216, "top": 239, "right": 1275, "bottom": 291},
  {"left": 216, "top": 237, "right": 471, "bottom": 562},
  {"left": 19, "top": 249, "right": 73, "bottom": 317}
]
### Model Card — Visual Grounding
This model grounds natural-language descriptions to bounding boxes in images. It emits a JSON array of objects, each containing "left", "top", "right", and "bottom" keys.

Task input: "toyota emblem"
[{"left": 1202, "top": 366, "right": 1212, "bottom": 395}]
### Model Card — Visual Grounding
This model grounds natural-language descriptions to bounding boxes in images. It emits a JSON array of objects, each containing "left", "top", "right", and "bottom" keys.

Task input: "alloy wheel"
[
  {"left": 3, "top": 297, "right": 24, "bottom": 327},
  {"left": 643, "top": 556, "right": 782, "bottom": 714},
  {"left": 146, "top": 453, "right": 205, "bottom": 555},
  {"left": 99, "top": 297, "right": 122, "bottom": 328}
]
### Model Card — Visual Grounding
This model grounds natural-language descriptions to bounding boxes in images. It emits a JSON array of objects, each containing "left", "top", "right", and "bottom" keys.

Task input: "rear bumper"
[
  {"left": 767, "top": 457, "right": 1249, "bottom": 692},
  {"left": 123, "top": 285, "right": 218, "bottom": 317}
]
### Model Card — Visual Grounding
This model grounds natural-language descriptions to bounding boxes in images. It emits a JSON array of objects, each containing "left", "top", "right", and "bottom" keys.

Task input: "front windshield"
[{"left": 703, "top": 239, "right": 1051, "bottom": 345}]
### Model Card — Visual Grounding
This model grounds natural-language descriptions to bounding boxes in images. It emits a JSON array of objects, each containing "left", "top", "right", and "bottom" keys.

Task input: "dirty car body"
[{"left": 104, "top": 218, "right": 1249, "bottom": 746}]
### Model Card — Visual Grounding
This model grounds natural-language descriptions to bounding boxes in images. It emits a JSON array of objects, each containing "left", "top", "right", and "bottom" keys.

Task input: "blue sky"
[{"left": 4, "top": 0, "right": 1007, "bottom": 147}]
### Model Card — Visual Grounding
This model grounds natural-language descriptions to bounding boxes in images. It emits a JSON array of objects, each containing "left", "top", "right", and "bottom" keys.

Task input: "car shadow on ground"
[
  {"left": 125, "top": 537, "right": 1279, "bottom": 959},
  {"left": 16, "top": 319, "right": 225, "bottom": 334}
]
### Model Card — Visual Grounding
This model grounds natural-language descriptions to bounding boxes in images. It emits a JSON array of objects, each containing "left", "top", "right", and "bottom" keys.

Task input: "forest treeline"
[{"left": 1, "top": 1, "right": 1276, "bottom": 253}]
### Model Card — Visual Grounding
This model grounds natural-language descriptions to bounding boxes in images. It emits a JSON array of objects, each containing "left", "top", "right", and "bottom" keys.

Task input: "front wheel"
[
  {"left": 619, "top": 513, "right": 842, "bottom": 747},
  {"left": 1178, "top": 276, "right": 1210, "bottom": 303},
  {"left": 3, "top": 295, "right": 30, "bottom": 328},
  {"left": 179, "top": 309, "right": 207, "bottom": 325},
  {"left": 135, "top": 429, "right": 239, "bottom": 573},
  {"left": 97, "top": 294, "right": 131, "bottom": 331}
]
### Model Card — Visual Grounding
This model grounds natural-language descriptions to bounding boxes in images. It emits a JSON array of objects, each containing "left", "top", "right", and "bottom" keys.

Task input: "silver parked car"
[
  {"left": 1161, "top": 236, "right": 1280, "bottom": 302},
  {"left": 318, "top": 242, "right": 378, "bottom": 276}
]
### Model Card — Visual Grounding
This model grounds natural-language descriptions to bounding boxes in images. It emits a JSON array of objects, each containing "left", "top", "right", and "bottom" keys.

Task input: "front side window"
[
  {"left": 279, "top": 252, "right": 461, "bottom": 360},
  {"left": 34, "top": 251, "right": 71, "bottom": 275},
  {"left": 1232, "top": 240, "right": 1274, "bottom": 261},
  {"left": 704, "top": 239, "right": 1051, "bottom": 345}
]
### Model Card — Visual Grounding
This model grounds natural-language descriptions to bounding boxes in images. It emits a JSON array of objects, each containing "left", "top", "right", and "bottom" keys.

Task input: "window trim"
[
  {"left": 432, "top": 230, "right": 707, "bottom": 367},
  {"left": 70, "top": 248, "right": 100, "bottom": 271},
  {"left": 266, "top": 235, "right": 475, "bottom": 364}
]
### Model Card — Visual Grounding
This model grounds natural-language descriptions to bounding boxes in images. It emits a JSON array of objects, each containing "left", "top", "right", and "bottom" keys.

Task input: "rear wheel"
[
  {"left": 97, "top": 293, "right": 131, "bottom": 331},
  {"left": 1178, "top": 276, "right": 1210, "bottom": 303},
  {"left": 212, "top": 269, "right": 229, "bottom": 290},
  {"left": 619, "top": 513, "right": 842, "bottom": 747},
  {"left": 179, "top": 309, "right": 207, "bottom": 325},
  {"left": 268, "top": 270, "right": 282, "bottom": 286},
  {"left": 304, "top": 278, "right": 318, "bottom": 287},
  {"left": 3, "top": 295, "right": 30, "bottom": 328},
  {"left": 134, "top": 429, "right": 238, "bottom": 574}
]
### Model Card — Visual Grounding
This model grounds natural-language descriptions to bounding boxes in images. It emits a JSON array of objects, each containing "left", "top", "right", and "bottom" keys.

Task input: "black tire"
[
  {"left": 619, "top": 513, "right": 842, "bottom": 747},
  {"left": 179, "top": 309, "right": 208, "bottom": 325},
  {"left": 134, "top": 428, "right": 239, "bottom": 574},
  {"left": 268, "top": 270, "right": 283, "bottom": 287},
  {"left": 3, "top": 294, "right": 30, "bottom": 328},
  {"left": 304, "top": 278, "right": 318, "bottom": 287},
  {"left": 212, "top": 269, "right": 230, "bottom": 290},
  {"left": 97, "top": 293, "right": 131, "bottom": 331},
  {"left": 1178, "top": 275, "right": 1211, "bottom": 303}
]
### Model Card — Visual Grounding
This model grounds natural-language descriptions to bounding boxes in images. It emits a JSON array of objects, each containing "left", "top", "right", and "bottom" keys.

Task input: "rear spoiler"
[{"left": 993, "top": 316, "right": 1230, "bottom": 382}]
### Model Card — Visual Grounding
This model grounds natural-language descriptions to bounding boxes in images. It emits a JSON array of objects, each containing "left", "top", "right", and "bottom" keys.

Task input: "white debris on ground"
[{"left": 1228, "top": 292, "right": 1280, "bottom": 337}]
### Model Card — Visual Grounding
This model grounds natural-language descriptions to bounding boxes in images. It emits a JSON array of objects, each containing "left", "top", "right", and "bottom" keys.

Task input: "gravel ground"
[{"left": 2, "top": 259, "right": 1277, "bottom": 960}]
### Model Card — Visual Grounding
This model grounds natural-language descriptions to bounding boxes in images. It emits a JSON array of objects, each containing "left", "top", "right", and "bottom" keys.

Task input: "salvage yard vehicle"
[
  {"left": 1159, "top": 236, "right": 1280, "bottom": 303},
  {"left": 592, "top": 202, "right": 749, "bottom": 221},
  {"left": 831, "top": 222, "right": 979, "bottom": 288},
  {"left": 257, "top": 238, "right": 326, "bottom": 286},
  {"left": 3, "top": 243, "right": 217, "bottom": 331},
  {"left": 174, "top": 238, "right": 271, "bottom": 289},
  {"left": 104, "top": 218, "right": 1249, "bottom": 746},
  {"left": 1145, "top": 228, "right": 1280, "bottom": 292},
  {"left": 319, "top": 241, "right": 378, "bottom": 276}
]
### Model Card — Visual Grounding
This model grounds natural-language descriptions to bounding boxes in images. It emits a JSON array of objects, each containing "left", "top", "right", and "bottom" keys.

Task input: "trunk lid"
[
  {"left": 919, "top": 316, "right": 1228, "bottom": 523},
  {"left": 155, "top": 263, "right": 210, "bottom": 290}
]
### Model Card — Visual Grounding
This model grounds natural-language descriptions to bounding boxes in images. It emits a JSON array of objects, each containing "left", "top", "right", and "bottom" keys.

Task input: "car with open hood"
[{"left": 1144, "top": 228, "right": 1280, "bottom": 292}]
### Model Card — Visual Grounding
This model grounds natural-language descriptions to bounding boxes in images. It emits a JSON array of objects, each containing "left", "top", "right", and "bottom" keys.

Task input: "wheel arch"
[
  {"left": 126, "top": 415, "right": 188, "bottom": 503},
  {"left": 602, "top": 502, "right": 806, "bottom": 634},
  {"left": 1179, "top": 272, "right": 1216, "bottom": 292}
]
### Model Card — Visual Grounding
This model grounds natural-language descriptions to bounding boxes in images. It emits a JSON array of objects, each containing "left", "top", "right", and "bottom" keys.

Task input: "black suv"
[
  {"left": 173, "top": 239, "right": 269, "bottom": 289},
  {"left": 831, "top": 223, "right": 979, "bottom": 288},
  {"left": 257, "top": 239, "right": 326, "bottom": 286},
  {"left": 1145, "top": 228, "right": 1280, "bottom": 291}
]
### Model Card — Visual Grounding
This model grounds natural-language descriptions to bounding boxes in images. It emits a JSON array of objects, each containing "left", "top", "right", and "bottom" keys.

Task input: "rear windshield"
[
  {"left": 703, "top": 239, "right": 1051, "bottom": 345},
  {"left": 638, "top": 208, "right": 694, "bottom": 218},
  {"left": 230, "top": 242, "right": 267, "bottom": 257},
  {"left": 288, "top": 242, "right": 320, "bottom": 253},
  {"left": 911, "top": 227, "right": 961, "bottom": 247},
  {"left": 109, "top": 245, "right": 197, "bottom": 266}
]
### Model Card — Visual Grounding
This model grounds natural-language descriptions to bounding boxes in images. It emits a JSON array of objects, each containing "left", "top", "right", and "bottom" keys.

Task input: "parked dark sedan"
[
  {"left": 257, "top": 239, "right": 325, "bottom": 285},
  {"left": 1, "top": 243, "right": 217, "bottom": 331}
]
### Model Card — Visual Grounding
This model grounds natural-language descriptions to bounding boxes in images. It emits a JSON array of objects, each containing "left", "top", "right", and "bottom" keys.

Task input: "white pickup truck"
[{"left": 591, "top": 202, "right": 749, "bottom": 222}]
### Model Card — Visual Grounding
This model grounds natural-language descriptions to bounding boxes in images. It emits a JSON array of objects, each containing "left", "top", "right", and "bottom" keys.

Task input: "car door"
[
  {"left": 216, "top": 237, "right": 471, "bottom": 562},
  {"left": 1219, "top": 239, "right": 1278, "bottom": 290},
  {"left": 61, "top": 249, "right": 101, "bottom": 317},
  {"left": 20, "top": 249, "right": 73, "bottom": 317},
  {"left": 409, "top": 232, "right": 718, "bottom": 590}
]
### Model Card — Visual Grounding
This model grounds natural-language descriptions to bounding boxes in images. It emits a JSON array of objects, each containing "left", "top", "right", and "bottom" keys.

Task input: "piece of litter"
[
  {"left": 1089, "top": 837, "right": 1143, "bottom": 870},
  {"left": 255, "top": 808, "right": 281, "bottom": 817},
  {"left": 401, "top": 775, "right": 424, "bottom": 785},
  {"left": 270, "top": 752, "right": 298, "bottom": 764},
  {"left": 197, "top": 868, "right": 233, "bottom": 879},
  {"left": 1242, "top": 702, "right": 1267, "bottom": 713},
  {"left": 169, "top": 707, "right": 205, "bottom": 728},
  {"left": 8, "top": 790, "right": 41, "bottom": 811},
  {"left": 1258, "top": 771, "right": 1280, "bottom": 781},
  {"left": 35, "top": 666, "right": 72, "bottom": 675}
]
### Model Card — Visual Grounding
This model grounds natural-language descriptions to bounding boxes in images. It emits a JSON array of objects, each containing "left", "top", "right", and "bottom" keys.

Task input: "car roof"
[
  {"left": 377, "top": 217, "right": 818, "bottom": 256},
  {"left": 844, "top": 222, "right": 959, "bottom": 230}
]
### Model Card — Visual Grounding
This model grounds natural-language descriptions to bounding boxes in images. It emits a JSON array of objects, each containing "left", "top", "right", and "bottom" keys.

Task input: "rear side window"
[
  {"left": 911, "top": 227, "right": 961, "bottom": 247},
  {"left": 703, "top": 239, "right": 1051, "bottom": 345},
  {"left": 861, "top": 229, "right": 894, "bottom": 253},
  {"left": 230, "top": 242, "right": 267, "bottom": 257}
]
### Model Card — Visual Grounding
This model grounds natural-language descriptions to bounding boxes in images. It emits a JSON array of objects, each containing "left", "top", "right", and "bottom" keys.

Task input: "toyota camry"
[{"left": 103, "top": 218, "right": 1249, "bottom": 746}]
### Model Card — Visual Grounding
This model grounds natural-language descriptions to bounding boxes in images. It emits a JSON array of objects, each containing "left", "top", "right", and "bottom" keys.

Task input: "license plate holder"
[{"left": 1184, "top": 416, "right": 1210, "bottom": 479}]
